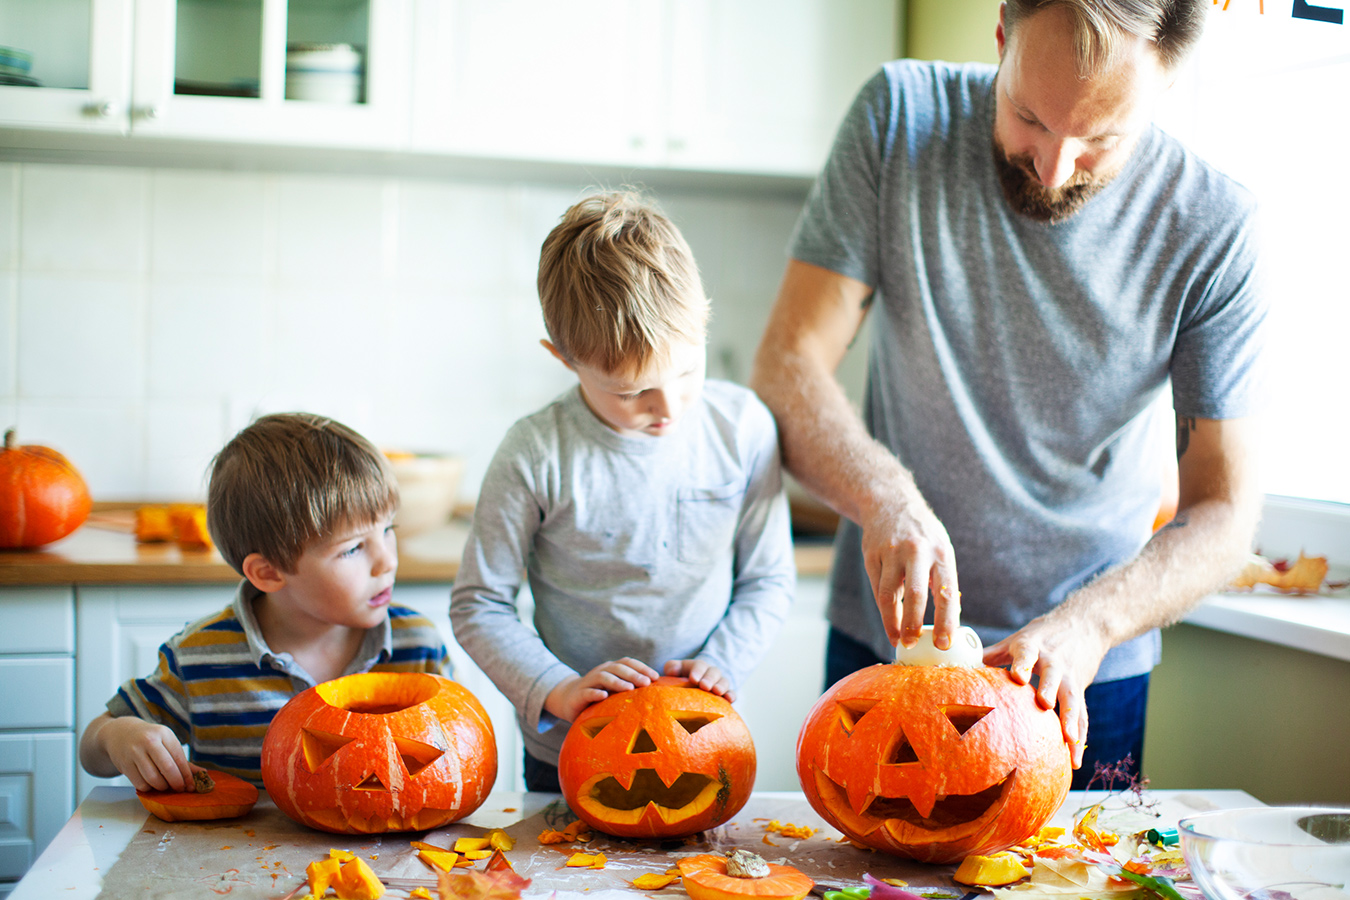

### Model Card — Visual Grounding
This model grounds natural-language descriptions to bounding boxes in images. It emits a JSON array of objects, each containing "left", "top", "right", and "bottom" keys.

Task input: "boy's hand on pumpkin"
[
  {"left": 100, "top": 716, "right": 195, "bottom": 792},
  {"left": 546, "top": 658, "right": 661, "bottom": 722},
  {"left": 663, "top": 659, "right": 735, "bottom": 701},
  {"left": 858, "top": 496, "right": 961, "bottom": 652}
]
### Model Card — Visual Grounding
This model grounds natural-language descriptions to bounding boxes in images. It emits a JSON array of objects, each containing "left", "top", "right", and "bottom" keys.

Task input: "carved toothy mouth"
[
  {"left": 863, "top": 775, "right": 1010, "bottom": 829},
  {"left": 590, "top": 768, "right": 715, "bottom": 811}
]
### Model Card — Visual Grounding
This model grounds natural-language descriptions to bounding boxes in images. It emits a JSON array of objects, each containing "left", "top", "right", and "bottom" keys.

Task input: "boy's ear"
[
  {"left": 241, "top": 553, "right": 287, "bottom": 593},
  {"left": 540, "top": 339, "right": 575, "bottom": 371}
]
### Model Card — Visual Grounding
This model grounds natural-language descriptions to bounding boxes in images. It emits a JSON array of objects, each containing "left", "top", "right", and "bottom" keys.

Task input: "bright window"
[{"left": 1153, "top": 5, "right": 1350, "bottom": 505}]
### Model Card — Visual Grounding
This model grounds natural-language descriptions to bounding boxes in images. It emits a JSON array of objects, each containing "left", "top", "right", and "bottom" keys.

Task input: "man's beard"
[{"left": 992, "top": 138, "right": 1109, "bottom": 223}]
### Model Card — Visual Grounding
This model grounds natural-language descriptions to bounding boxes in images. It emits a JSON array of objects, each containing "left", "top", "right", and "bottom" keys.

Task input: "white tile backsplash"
[
  {"left": 150, "top": 170, "right": 269, "bottom": 278},
  {"left": 0, "top": 164, "right": 17, "bottom": 272},
  {"left": 20, "top": 165, "right": 149, "bottom": 276},
  {"left": 18, "top": 274, "right": 145, "bottom": 400},
  {"left": 4, "top": 161, "right": 810, "bottom": 501}
]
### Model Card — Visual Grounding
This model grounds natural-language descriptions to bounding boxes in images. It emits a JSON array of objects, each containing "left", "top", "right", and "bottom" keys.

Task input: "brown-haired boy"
[
  {"left": 79, "top": 413, "right": 449, "bottom": 790},
  {"left": 451, "top": 191, "right": 795, "bottom": 791}
]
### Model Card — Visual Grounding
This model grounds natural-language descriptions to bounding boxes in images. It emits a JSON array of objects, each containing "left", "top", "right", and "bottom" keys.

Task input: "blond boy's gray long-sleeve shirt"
[{"left": 450, "top": 380, "right": 795, "bottom": 765}]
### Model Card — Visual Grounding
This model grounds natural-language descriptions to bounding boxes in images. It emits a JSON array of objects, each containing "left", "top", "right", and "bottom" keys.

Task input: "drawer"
[
  {"left": 0, "top": 658, "right": 73, "bottom": 729},
  {"left": 0, "top": 589, "right": 75, "bottom": 655}
]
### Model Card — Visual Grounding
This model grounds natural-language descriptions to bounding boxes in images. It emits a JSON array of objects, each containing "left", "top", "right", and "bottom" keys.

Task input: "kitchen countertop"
[
  {"left": 10, "top": 786, "right": 1261, "bottom": 900},
  {"left": 0, "top": 512, "right": 837, "bottom": 586}
]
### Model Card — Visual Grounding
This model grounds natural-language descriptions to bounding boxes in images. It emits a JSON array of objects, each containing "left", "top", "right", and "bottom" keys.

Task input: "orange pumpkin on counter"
[
  {"left": 558, "top": 676, "right": 756, "bottom": 839},
  {"left": 796, "top": 632, "right": 1070, "bottom": 864},
  {"left": 261, "top": 672, "right": 496, "bottom": 834},
  {"left": 0, "top": 428, "right": 92, "bottom": 549}
]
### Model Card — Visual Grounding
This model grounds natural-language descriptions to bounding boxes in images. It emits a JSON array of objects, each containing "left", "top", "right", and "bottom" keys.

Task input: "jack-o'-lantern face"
[
  {"left": 559, "top": 676, "right": 756, "bottom": 839},
  {"left": 261, "top": 672, "right": 497, "bottom": 834},
  {"left": 796, "top": 664, "right": 1070, "bottom": 864}
]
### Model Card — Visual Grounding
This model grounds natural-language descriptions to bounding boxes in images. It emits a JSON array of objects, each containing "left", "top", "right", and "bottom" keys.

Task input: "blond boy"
[
  {"left": 451, "top": 192, "right": 795, "bottom": 792},
  {"left": 80, "top": 413, "right": 449, "bottom": 790}
]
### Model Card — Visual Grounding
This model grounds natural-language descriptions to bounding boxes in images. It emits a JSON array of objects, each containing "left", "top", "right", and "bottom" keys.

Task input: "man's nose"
[{"left": 1035, "top": 138, "right": 1079, "bottom": 189}]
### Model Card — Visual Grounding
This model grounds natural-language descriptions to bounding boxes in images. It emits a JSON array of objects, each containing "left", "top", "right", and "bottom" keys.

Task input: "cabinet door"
[
  {"left": 0, "top": 0, "right": 134, "bottom": 133},
  {"left": 0, "top": 732, "right": 74, "bottom": 884},
  {"left": 665, "top": 0, "right": 897, "bottom": 176},
  {"left": 74, "top": 585, "right": 236, "bottom": 802},
  {"left": 410, "top": 0, "right": 663, "bottom": 166},
  {"left": 128, "top": 0, "right": 412, "bottom": 147}
]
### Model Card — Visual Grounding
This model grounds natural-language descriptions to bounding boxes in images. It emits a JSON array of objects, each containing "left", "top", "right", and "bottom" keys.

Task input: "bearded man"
[{"left": 751, "top": 0, "right": 1267, "bottom": 787}]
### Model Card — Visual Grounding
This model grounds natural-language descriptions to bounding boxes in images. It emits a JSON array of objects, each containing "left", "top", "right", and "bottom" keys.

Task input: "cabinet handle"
[
  {"left": 84, "top": 100, "right": 121, "bottom": 118},
  {"left": 136, "top": 105, "right": 164, "bottom": 120}
]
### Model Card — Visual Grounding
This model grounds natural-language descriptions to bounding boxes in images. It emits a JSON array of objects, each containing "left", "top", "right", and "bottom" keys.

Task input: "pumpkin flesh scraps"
[
  {"left": 559, "top": 676, "right": 756, "bottom": 839},
  {"left": 796, "top": 664, "right": 1070, "bottom": 864},
  {"left": 136, "top": 769, "right": 259, "bottom": 822},
  {"left": 260, "top": 672, "right": 497, "bottom": 834},
  {"left": 1230, "top": 552, "right": 1329, "bottom": 594},
  {"left": 677, "top": 853, "right": 813, "bottom": 900}
]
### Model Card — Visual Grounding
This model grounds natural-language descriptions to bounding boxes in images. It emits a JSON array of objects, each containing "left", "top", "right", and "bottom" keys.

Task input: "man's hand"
[
  {"left": 859, "top": 497, "right": 962, "bottom": 652},
  {"left": 663, "top": 659, "right": 734, "bottom": 700},
  {"left": 983, "top": 615, "right": 1107, "bottom": 769},
  {"left": 545, "top": 657, "right": 661, "bottom": 723},
  {"left": 93, "top": 714, "right": 196, "bottom": 792}
]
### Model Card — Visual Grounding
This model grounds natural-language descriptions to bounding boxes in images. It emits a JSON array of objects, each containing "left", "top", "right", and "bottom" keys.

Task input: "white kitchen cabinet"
[
  {"left": 0, "top": 589, "right": 76, "bottom": 894},
  {"left": 410, "top": 0, "right": 898, "bottom": 176},
  {"left": 0, "top": 0, "right": 412, "bottom": 148},
  {"left": 0, "top": 0, "right": 134, "bottom": 134},
  {"left": 73, "top": 584, "right": 235, "bottom": 802}
]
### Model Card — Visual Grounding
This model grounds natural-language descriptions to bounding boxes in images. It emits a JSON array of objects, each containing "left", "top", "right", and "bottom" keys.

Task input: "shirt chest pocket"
[{"left": 676, "top": 481, "right": 744, "bottom": 565}]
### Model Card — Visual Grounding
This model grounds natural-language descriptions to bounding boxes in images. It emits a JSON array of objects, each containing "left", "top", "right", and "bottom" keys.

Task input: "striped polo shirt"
[{"left": 108, "top": 581, "right": 450, "bottom": 786}]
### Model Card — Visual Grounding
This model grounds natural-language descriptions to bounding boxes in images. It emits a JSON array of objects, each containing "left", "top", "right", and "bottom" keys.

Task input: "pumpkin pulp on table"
[{"left": 558, "top": 676, "right": 756, "bottom": 839}]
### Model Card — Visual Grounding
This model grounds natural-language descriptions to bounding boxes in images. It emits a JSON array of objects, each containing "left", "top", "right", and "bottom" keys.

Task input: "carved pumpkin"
[
  {"left": 558, "top": 676, "right": 756, "bottom": 839},
  {"left": 261, "top": 672, "right": 496, "bottom": 834},
  {"left": 136, "top": 769, "right": 259, "bottom": 822},
  {"left": 0, "top": 428, "right": 92, "bottom": 549},
  {"left": 796, "top": 634, "right": 1070, "bottom": 864}
]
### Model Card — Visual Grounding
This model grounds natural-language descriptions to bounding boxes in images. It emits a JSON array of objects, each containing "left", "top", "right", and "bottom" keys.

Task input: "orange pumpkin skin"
[
  {"left": 261, "top": 672, "right": 497, "bottom": 834},
  {"left": 0, "top": 429, "right": 92, "bottom": 549},
  {"left": 678, "top": 854, "right": 814, "bottom": 900},
  {"left": 137, "top": 769, "right": 259, "bottom": 822},
  {"left": 559, "top": 676, "right": 756, "bottom": 839},
  {"left": 796, "top": 663, "right": 1070, "bottom": 864}
]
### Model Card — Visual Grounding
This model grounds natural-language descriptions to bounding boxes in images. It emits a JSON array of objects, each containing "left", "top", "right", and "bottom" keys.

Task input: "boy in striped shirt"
[{"left": 79, "top": 413, "right": 450, "bottom": 790}]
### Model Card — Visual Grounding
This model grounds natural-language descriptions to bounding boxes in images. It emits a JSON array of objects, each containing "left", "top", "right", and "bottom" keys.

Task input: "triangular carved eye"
[
  {"left": 355, "top": 772, "right": 389, "bottom": 791},
  {"left": 394, "top": 736, "right": 445, "bottom": 777},
  {"left": 836, "top": 699, "right": 879, "bottom": 735},
  {"left": 674, "top": 713, "right": 720, "bottom": 735},
  {"left": 580, "top": 716, "right": 616, "bottom": 739},
  {"left": 943, "top": 705, "right": 993, "bottom": 736},
  {"left": 301, "top": 728, "right": 356, "bottom": 772},
  {"left": 887, "top": 729, "right": 920, "bottom": 765},
  {"left": 629, "top": 729, "right": 658, "bottom": 753}
]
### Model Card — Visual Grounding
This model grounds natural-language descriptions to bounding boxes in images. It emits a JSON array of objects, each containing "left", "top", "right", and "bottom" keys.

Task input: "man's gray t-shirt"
[
  {"left": 450, "top": 380, "right": 795, "bottom": 764},
  {"left": 790, "top": 61, "right": 1267, "bottom": 679}
]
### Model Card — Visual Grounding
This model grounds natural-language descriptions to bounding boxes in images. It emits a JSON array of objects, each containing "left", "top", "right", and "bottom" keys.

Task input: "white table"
[{"left": 11, "top": 788, "right": 1262, "bottom": 899}]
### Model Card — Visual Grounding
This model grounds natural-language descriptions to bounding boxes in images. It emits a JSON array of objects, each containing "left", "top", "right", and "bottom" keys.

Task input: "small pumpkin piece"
[
  {"left": 953, "top": 851, "right": 1030, "bottom": 887},
  {"left": 417, "top": 848, "right": 460, "bottom": 873},
  {"left": 135, "top": 506, "right": 176, "bottom": 543},
  {"left": 334, "top": 857, "right": 386, "bottom": 899},
  {"left": 487, "top": 829, "right": 515, "bottom": 851},
  {"left": 454, "top": 837, "right": 491, "bottom": 853},
  {"left": 136, "top": 769, "right": 259, "bottom": 822},
  {"left": 677, "top": 854, "right": 813, "bottom": 900},
  {"left": 307, "top": 857, "right": 343, "bottom": 897},
  {"left": 410, "top": 889, "right": 434, "bottom": 900},
  {"left": 632, "top": 873, "right": 680, "bottom": 890}
]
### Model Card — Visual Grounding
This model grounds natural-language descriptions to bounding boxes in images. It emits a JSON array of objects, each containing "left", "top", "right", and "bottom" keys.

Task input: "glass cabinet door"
[
  {"left": 131, "top": 0, "right": 408, "bottom": 147},
  {"left": 0, "top": 0, "right": 134, "bottom": 132}
]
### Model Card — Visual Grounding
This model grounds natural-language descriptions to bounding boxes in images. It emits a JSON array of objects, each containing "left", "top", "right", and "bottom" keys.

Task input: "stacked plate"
[
  {"left": 285, "top": 43, "right": 363, "bottom": 103},
  {"left": 0, "top": 45, "right": 39, "bottom": 87}
]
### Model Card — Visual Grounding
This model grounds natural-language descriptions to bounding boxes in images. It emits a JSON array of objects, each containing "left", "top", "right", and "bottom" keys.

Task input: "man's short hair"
[
  {"left": 206, "top": 413, "right": 398, "bottom": 575},
  {"left": 537, "top": 191, "right": 708, "bottom": 375},
  {"left": 1004, "top": 0, "right": 1207, "bottom": 75}
]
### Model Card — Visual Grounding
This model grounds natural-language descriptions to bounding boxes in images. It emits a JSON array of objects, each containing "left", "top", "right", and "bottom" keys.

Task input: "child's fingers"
[{"left": 614, "top": 657, "right": 661, "bottom": 679}]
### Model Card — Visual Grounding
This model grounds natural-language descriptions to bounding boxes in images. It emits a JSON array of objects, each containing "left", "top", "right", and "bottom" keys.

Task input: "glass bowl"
[{"left": 1179, "top": 806, "right": 1350, "bottom": 900}]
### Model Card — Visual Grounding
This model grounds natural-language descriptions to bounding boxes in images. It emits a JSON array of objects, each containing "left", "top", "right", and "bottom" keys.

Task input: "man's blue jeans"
[{"left": 825, "top": 627, "right": 1149, "bottom": 791}]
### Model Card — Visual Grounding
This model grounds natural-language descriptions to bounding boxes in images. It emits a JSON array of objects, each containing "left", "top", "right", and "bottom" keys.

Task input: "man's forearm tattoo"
[{"left": 1176, "top": 416, "right": 1196, "bottom": 461}]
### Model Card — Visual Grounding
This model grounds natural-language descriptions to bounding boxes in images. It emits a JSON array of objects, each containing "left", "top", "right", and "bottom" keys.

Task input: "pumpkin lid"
[{"left": 893, "top": 624, "right": 984, "bottom": 668}]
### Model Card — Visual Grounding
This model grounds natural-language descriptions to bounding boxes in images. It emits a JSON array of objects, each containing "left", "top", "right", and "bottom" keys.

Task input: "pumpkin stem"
[{"left": 3, "top": 428, "right": 14, "bottom": 451}]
